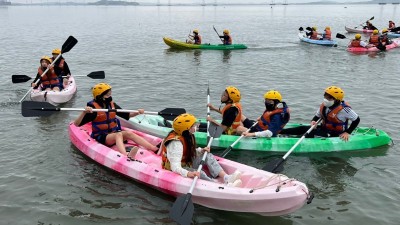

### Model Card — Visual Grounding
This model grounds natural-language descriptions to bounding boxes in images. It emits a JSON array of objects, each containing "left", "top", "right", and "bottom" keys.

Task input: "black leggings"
[{"left": 280, "top": 125, "right": 339, "bottom": 138}]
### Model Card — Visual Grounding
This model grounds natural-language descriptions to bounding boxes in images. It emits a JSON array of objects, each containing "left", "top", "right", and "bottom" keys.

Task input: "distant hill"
[{"left": 89, "top": 0, "right": 139, "bottom": 5}]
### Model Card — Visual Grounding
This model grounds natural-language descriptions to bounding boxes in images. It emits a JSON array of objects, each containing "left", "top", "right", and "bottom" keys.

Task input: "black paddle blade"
[
  {"left": 336, "top": 33, "right": 347, "bottom": 39},
  {"left": 61, "top": 36, "right": 78, "bottom": 54},
  {"left": 370, "top": 16, "right": 374, "bottom": 21},
  {"left": 158, "top": 108, "right": 186, "bottom": 120},
  {"left": 169, "top": 194, "right": 194, "bottom": 225},
  {"left": 263, "top": 158, "right": 285, "bottom": 173},
  {"left": 87, "top": 71, "right": 105, "bottom": 79},
  {"left": 21, "top": 101, "right": 58, "bottom": 117},
  {"left": 299, "top": 27, "right": 304, "bottom": 31},
  {"left": 12, "top": 75, "right": 32, "bottom": 83}
]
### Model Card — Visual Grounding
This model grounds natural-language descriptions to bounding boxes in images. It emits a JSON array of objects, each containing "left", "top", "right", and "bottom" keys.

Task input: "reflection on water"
[{"left": 222, "top": 49, "right": 232, "bottom": 63}]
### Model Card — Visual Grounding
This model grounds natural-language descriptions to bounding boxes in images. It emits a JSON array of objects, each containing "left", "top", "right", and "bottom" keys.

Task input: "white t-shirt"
[
  {"left": 315, "top": 104, "right": 359, "bottom": 122},
  {"left": 165, "top": 140, "right": 202, "bottom": 177}
]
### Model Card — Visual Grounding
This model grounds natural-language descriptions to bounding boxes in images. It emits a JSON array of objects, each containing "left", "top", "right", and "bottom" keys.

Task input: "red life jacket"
[
  {"left": 38, "top": 67, "right": 60, "bottom": 88},
  {"left": 256, "top": 107, "right": 290, "bottom": 134},
  {"left": 369, "top": 34, "right": 379, "bottom": 45},
  {"left": 350, "top": 40, "right": 361, "bottom": 47},
  {"left": 221, "top": 103, "right": 242, "bottom": 135},
  {"left": 324, "top": 30, "right": 332, "bottom": 40},
  {"left": 311, "top": 30, "right": 319, "bottom": 40},
  {"left": 224, "top": 35, "right": 232, "bottom": 45},
  {"left": 319, "top": 102, "right": 351, "bottom": 134},
  {"left": 161, "top": 132, "right": 191, "bottom": 170},
  {"left": 90, "top": 101, "right": 120, "bottom": 138},
  {"left": 194, "top": 35, "right": 202, "bottom": 44}
]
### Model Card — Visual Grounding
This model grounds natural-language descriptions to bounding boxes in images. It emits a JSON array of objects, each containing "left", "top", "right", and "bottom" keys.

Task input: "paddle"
[
  {"left": 12, "top": 71, "right": 105, "bottom": 83},
  {"left": 356, "top": 16, "right": 374, "bottom": 29},
  {"left": 263, "top": 118, "right": 322, "bottom": 173},
  {"left": 169, "top": 122, "right": 223, "bottom": 225},
  {"left": 336, "top": 33, "right": 386, "bottom": 51},
  {"left": 206, "top": 82, "right": 210, "bottom": 142},
  {"left": 336, "top": 33, "right": 348, "bottom": 39},
  {"left": 219, "top": 121, "right": 258, "bottom": 158},
  {"left": 18, "top": 36, "right": 78, "bottom": 103},
  {"left": 21, "top": 101, "right": 186, "bottom": 120},
  {"left": 213, "top": 25, "right": 224, "bottom": 44}
]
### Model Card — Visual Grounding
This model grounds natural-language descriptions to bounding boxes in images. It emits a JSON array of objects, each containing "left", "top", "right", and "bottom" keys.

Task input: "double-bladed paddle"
[
  {"left": 263, "top": 118, "right": 322, "bottom": 173},
  {"left": 169, "top": 123, "right": 223, "bottom": 225},
  {"left": 21, "top": 101, "right": 185, "bottom": 120},
  {"left": 213, "top": 25, "right": 224, "bottom": 44},
  {"left": 12, "top": 71, "right": 105, "bottom": 83},
  {"left": 18, "top": 36, "right": 78, "bottom": 103},
  {"left": 355, "top": 16, "right": 374, "bottom": 29},
  {"left": 219, "top": 121, "right": 258, "bottom": 158}
]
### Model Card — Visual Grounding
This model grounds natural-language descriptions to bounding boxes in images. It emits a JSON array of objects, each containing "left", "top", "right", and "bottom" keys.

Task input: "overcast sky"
[{"left": 10, "top": 0, "right": 361, "bottom": 4}]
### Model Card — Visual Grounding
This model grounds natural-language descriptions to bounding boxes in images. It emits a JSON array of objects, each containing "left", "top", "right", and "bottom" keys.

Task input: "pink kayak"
[
  {"left": 345, "top": 26, "right": 374, "bottom": 33},
  {"left": 30, "top": 75, "right": 77, "bottom": 105},
  {"left": 347, "top": 38, "right": 400, "bottom": 52},
  {"left": 68, "top": 122, "right": 313, "bottom": 216}
]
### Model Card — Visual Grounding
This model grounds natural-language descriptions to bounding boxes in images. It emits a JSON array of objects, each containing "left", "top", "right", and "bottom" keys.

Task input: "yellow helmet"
[
  {"left": 52, "top": 48, "right": 61, "bottom": 55},
  {"left": 312, "top": 26, "right": 317, "bottom": 31},
  {"left": 173, "top": 113, "right": 197, "bottom": 135},
  {"left": 225, "top": 86, "right": 241, "bottom": 103},
  {"left": 92, "top": 83, "right": 112, "bottom": 99},
  {"left": 382, "top": 28, "right": 388, "bottom": 33},
  {"left": 355, "top": 34, "right": 361, "bottom": 40},
  {"left": 193, "top": 29, "right": 199, "bottom": 34},
  {"left": 325, "top": 26, "right": 331, "bottom": 30},
  {"left": 325, "top": 86, "right": 344, "bottom": 101},
  {"left": 223, "top": 29, "right": 230, "bottom": 34},
  {"left": 373, "top": 29, "right": 379, "bottom": 35},
  {"left": 264, "top": 90, "right": 282, "bottom": 102},
  {"left": 40, "top": 56, "right": 52, "bottom": 64}
]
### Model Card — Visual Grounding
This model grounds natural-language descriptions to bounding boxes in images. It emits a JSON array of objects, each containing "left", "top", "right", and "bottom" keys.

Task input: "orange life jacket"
[
  {"left": 38, "top": 67, "right": 60, "bottom": 88},
  {"left": 221, "top": 103, "right": 242, "bottom": 135},
  {"left": 256, "top": 107, "right": 290, "bottom": 134},
  {"left": 90, "top": 101, "right": 120, "bottom": 138},
  {"left": 369, "top": 34, "right": 379, "bottom": 45},
  {"left": 224, "top": 35, "right": 232, "bottom": 45},
  {"left": 350, "top": 40, "right": 361, "bottom": 47},
  {"left": 311, "top": 30, "right": 319, "bottom": 40},
  {"left": 161, "top": 132, "right": 191, "bottom": 170},
  {"left": 324, "top": 30, "right": 332, "bottom": 40},
  {"left": 319, "top": 102, "right": 351, "bottom": 134},
  {"left": 194, "top": 35, "right": 202, "bottom": 44}
]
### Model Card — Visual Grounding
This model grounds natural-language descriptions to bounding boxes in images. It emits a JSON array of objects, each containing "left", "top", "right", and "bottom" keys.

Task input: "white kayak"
[{"left": 30, "top": 76, "right": 77, "bottom": 105}]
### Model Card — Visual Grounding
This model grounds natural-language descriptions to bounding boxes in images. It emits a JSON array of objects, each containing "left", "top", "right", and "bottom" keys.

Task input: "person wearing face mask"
[
  {"left": 31, "top": 56, "right": 62, "bottom": 92},
  {"left": 161, "top": 113, "right": 242, "bottom": 187},
  {"left": 281, "top": 86, "right": 360, "bottom": 141},
  {"left": 237, "top": 90, "right": 290, "bottom": 138},
  {"left": 207, "top": 86, "right": 243, "bottom": 135},
  {"left": 74, "top": 83, "right": 159, "bottom": 158},
  {"left": 51, "top": 48, "right": 71, "bottom": 88}
]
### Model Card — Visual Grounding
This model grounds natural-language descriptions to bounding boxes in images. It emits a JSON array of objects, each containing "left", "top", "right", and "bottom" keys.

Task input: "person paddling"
[
  {"left": 31, "top": 56, "right": 62, "bottom": 92},
  {"left": 51, "top": 48, "right": 71, "bottom": 88},
  {"left": 281, "top": 86, "right": 360, "bottom": 141},
  {"left": 187, "top": 29, "right": 202, "bottom": 45},
  {"left": 368, "top": 29, "right": 380, "bottom": 47},
  {"left": 322, "top": 26, "right": 332, "bottom": 40},
  {"left": 364, "top": 21, "right": 377, "bottom": 30},
  {"left": 74, "top": 83, "right": 159, "bottom": 158},
  {"left": 161, "top": 113, "right": 242, "bottom": 187},
  {"left": 219, "top": 29, "right": 232, "bottom": 45},
  {"left": 348, "top": 34, "right": 368, "bottom": 48}
]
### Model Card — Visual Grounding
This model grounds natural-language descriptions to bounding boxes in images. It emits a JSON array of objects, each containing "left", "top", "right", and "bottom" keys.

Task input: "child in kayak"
[
  {"left": 219, "top": 29, "right": 232, "bottom": 45},
  {"left": 51, "top": 48, "right": 71, "bottom": 88},
  {"left": 31, "top": 56, "right": 62, "bottom": 92},
  {"left": 161, "top": 113, "right": 242, "bottom": 187},
  {"left": 187, "top": 29, "right": 202, "bottom": 45},
  {"left": 207, "top": 86, "right": 243, "bottom": 135},
  {"left": 281, "top": 86, "right": 360, "bottom": 141},
  {"left": 237, "top": 90, "right": 290, "bottom": 138},
  {"left": 74, "top": 83, "right": 159, "bottom": 158}
]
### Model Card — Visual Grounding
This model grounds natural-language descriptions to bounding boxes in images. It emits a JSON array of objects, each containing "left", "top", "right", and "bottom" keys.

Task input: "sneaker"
[
  {"left": 227, "top": 170, "right": 242, "bottom": 184},
  {"left": 227, "top": 179, "right": 242, "bottom": 187}
]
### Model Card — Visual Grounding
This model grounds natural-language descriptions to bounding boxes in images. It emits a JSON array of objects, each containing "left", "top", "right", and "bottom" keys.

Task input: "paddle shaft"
[
  {"left": 220, "top": 121, "right": 258, "bottom": 158},
  {"left": 207, "top": 83, "right": 210, "bottom": 137},
  {"left": 39, "top": 107, "right": 162, "bottom": 115},
  {"left": 19, "top": 54, "right": 62, "bottom": 103},
  {"left": 281, "top": 118, "right": 322, "bottom": 160},
  {"left": 213, "top": 26, "right": 224, "bottom": 43}
]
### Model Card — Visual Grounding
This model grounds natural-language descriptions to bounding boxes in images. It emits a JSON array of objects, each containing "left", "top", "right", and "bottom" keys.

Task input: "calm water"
[{"left": 1, "top": 4, "right": 400, "bottom": 225}]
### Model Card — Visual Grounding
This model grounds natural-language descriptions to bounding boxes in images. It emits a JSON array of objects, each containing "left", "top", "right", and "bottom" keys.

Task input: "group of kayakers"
[
  {"left": 31, "top": 48, "right": 71, "bottom": 92},
  {"left": 349, "top": 29, "right": 392, "bottom": 49},
  {"left": 304, "top": 26, "right": 332, "bottom": 40},
  {"left": 186, "top": 28, "right": 232, "bottom": 45},
  {"left": 71, "top": 82, "right": 360, "bottom": 186}
]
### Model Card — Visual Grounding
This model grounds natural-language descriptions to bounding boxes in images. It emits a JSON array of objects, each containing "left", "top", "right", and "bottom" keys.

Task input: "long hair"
[{"left": 181, "top": 130, "right": 197, "bottom": 164}]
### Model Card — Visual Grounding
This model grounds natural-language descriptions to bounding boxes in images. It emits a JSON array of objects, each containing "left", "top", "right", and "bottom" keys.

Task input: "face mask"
[
  {"left": 323, "top": 98, "right": 334, "bottom": 107},
  {"left": 104, "top": 96, "right": 112, "bottom": 104},
  {"left": 265, "top": 102, "right": 275, "bottom": 111}
]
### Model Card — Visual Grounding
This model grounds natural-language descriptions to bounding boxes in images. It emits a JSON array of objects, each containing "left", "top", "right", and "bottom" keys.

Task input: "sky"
[{"left": 9, "top": 0, "right": 361, "bottom": 4}]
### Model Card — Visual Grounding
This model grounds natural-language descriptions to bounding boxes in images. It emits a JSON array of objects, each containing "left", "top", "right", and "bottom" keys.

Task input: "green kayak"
[
  {"left": 163, "top": 37, "right": 247, "bottom": 50},
  {"left": 119, "top": 115, "right": 392, "bottom": 153}
]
